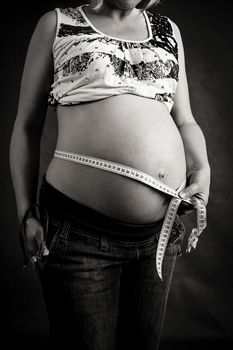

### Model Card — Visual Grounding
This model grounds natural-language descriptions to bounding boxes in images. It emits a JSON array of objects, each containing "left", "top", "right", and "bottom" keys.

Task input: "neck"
[{"left": 93, "top": 2, "right": 141, "bottom": 21}]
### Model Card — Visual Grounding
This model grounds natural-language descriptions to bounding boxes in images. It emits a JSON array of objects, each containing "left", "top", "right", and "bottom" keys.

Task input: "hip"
[{"left": 37, "top": 174, "right": 185, "bottom": 268}]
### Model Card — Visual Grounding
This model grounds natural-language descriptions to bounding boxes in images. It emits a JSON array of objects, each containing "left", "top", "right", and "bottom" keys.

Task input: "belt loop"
[{"left": 100, "top": 235, "right": 109, "bottom": 252}]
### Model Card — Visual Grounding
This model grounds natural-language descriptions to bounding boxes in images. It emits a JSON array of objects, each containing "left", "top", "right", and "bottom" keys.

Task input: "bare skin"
[
  {"left": 9, "top": 0, "right": 210, "bottom": 258},
  {"left": 46, "top": 95, "right": 186, "bottom": 223}
]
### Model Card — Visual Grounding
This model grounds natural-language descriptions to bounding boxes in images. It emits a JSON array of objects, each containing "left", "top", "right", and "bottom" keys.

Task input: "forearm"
[
  {"left": 9, "top": 125, "right": 41, "bottom": 225},
  {"left": 179, "top": 122, "right": 210, "bottom": 173}
]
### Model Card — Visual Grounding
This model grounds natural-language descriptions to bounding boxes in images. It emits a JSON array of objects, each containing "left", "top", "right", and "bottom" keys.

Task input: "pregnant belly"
[{"left": 46, "top": 95, "right": 187, "bottom": 223}]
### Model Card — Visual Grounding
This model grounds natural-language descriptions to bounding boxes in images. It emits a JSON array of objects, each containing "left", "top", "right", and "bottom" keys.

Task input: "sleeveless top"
[{"left": 48, "top": 4, "right": 179, "bottom": 112}]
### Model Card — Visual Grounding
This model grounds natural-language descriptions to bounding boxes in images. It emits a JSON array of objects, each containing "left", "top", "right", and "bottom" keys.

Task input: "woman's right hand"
[{"left": 24, "top": 216, "right": 49, "bottom": 261}]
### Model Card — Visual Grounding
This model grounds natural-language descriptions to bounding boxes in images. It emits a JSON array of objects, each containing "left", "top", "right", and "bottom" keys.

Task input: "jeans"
[{"left": 36, "top": 175, "right": 186, "bottom": 350}]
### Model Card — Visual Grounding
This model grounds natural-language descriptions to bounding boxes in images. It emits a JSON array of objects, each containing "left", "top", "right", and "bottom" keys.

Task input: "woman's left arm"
[{"left": 171, "top": 21, "right": 211, "bottom": 206}]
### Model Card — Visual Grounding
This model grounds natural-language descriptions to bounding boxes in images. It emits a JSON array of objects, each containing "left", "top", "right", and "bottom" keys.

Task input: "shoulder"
[
  {"left": 39, "top": 6, "right": 87, "bottom": 35},
  {"left": 146, "top": 11, "right": 177, "bottom": 36},
  {"left": 167, "top": 19, "right": 185, "bottom": 57},
  {"left": 35, "top": 10, "right": 57, "bottom": 34},
  {"left": 30, "top": 10, "right": 57, "bottom": 47},
  {"left": 58, "top": 7, "right": 80, "bottom": 20},
  {"left": 168, "top": 20, "right": 182, "bottom": 40},
  {"left": 53, "top": 6, "right": 85, "bottom": 25},
  {"left": 158, "top": 16, "right": 184, "bottom": 48},
  {"left": 158, "top": 15, "right": 181, "bottom": 39},
  {"left": 31, "top": 7, "right": 85, "bottom": 45},
  {"left": 26, "top": 10, "right": 58, "bottom": 56},
  {"left": 33, "top": 7, "right": 81, "bottom": 37}
]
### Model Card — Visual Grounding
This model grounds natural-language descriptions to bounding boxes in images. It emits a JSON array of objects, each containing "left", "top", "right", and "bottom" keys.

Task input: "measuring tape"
[{"left": 54, "top": 149, "right": 207, "bottom": 280}]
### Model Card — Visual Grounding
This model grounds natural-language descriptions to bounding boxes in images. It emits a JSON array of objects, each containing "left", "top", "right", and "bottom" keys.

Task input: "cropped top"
[{"left": 48, "top": 4, "right": 179, "bottom": 112}]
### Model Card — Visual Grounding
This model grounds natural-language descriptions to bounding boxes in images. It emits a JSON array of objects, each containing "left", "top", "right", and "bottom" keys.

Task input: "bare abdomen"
[{"left": 46, "top": 95, "right": 186, "bottom": 223}]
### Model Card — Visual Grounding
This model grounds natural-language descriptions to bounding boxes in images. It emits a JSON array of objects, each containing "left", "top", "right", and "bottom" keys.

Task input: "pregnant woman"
[{"left": 9, "top": 0, "right": 210, "bottom": 349}]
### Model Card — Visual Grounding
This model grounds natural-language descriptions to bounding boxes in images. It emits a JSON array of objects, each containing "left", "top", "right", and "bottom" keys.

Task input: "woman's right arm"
[{"left": 9, "top": 10, "right": 57, "bottom": 256}]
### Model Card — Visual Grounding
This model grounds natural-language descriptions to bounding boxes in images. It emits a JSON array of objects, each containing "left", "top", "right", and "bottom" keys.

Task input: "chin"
[{"left": 111, "top": 0, "right": 139, "bottom": 10}]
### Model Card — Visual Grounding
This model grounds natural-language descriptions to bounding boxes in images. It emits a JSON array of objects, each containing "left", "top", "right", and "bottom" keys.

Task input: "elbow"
[
  {"left": 12, "top": 116, "right": 44, "bottom": 140},
  {"left": 177, "top": 120, "right": 198, "bottom": 130},
  {"left": 10, "top": 120, "right": 43, "bottom": 148},
  {"left": 172, "top": 108, "right": 197, "bottom": 129}
]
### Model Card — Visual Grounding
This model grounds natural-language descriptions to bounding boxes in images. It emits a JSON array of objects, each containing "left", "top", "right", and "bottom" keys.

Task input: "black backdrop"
[{"left": 1, "top": 1, "right": 233, "bottom": 349}]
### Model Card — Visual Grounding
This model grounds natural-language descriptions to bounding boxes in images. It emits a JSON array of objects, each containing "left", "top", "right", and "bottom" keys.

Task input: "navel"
[{"left": 158, "top": 169, "right": 166, "bottom": 180}]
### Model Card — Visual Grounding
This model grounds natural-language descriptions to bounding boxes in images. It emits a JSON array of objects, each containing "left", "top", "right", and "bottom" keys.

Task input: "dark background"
[{"left": 1, "top": 0, "right": 233, "bottom": 349}]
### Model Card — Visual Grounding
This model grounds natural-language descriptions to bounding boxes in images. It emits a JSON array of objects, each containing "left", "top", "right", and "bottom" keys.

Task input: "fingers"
[
  {"left": 27, "top": 237, "right": 38, "bottom": 257},
  {"left": 25, "top": 218, "right": 49, "bottom": 259},
  {"left": 26, "top": 228, "right": 43, "bottom": 257},
  {"left": 179, "top": 183, "right": 207, "bottom": 207},
  {"left": 179, "top": 182, "right": 200, "bottom": 200},
  {"left": 41, "top": 240, "right": 50, "bottom": 256}
]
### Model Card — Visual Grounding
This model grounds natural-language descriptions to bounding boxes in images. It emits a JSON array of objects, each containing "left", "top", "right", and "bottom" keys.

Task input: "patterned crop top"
[{"left": 48, "top": 4, "right": 179, "bottom": 112}]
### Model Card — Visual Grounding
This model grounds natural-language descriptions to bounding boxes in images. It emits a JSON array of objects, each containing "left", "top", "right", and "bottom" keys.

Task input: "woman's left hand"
[{"left": 178, "top": 165, "right": 211, "bottom": 215}]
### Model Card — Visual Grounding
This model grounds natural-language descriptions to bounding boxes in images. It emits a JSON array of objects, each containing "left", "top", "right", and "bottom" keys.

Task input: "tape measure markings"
[{"left": 54, "top": 149, "right": 207, "bottom": 280}]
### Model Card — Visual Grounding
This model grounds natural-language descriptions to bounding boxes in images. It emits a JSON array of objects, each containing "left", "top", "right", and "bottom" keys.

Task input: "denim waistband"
[{"left": 38, "top": 174, "right": 164, "bottom": 241}]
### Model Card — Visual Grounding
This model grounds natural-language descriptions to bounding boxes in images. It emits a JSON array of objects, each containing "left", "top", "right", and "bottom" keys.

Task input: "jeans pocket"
[
  {"left": 165, "top": 215, "right": 185, "bottom": 257},
  {"left": 39, "top": 206, "right": 70, "bottom": 257},
  {"left": 36, "top": 212, "right": 71, "bottom": 279},
  {"left": 168, "top": 215, "right": 185, "bottom": 245}
]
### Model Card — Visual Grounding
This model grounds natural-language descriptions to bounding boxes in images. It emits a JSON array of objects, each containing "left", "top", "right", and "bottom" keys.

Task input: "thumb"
[
  {"left": 34, "top": 223, "right": 49, "bottom": 255},
  {"left": 179, "top": 182, "right": 200, "bottom": 199},
  {"left": 41, "top": 240, "right": 49, "bottom": 256}
]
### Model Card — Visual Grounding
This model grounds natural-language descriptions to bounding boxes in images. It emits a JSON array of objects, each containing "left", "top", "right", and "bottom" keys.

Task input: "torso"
[
  {"left": 46, "top": 94, "right": 186, "bottom": 223},
  {"left": 45, "top": 5, "right": 185, "bottom": 224}
]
